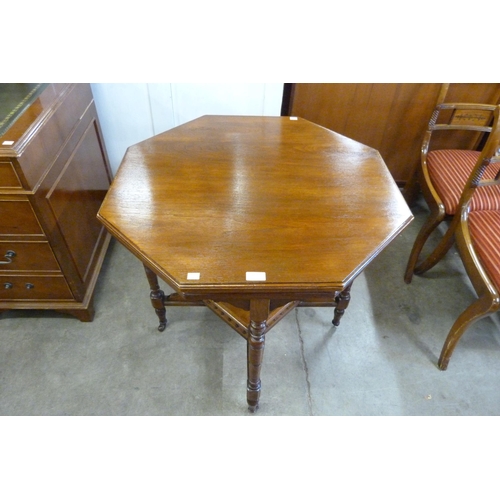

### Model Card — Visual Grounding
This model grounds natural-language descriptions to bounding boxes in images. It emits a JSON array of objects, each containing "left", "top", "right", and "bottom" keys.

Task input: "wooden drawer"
[
  {"left": 0, "top": 84, "right": 112, "bottom": 320},
  {"left": 0, "top": 162, "right": 22, "bottom": 189},
  {"left": 0, "top": 198, "right": 44, "bottom": 236},
  {"left": 0, "top": 242, "right": 61, "bottom": 271},
  {"left": 0, "top": 275, "right": 73, "bottom": 301}
]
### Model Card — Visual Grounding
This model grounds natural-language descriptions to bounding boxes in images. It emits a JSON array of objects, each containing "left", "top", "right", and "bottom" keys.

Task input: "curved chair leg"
[
  {"left": 414, "top": 221, "right": 457, "bottom": 275},
  {"left": 404, "top": 208, "right": 445, "bottom": 284},
  {"left": 438, "top": 294, "right": 500, "bottom": 370}
]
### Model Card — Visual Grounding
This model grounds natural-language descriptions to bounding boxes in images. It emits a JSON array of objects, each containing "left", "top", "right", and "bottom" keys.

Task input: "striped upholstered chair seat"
[
  {"left": 427, "top": 149, "right": 500, "bottom": 214},
  {"left": 404, "top": 101, "right": 500, "bottom": 285},
  {"left": 468, "top": 210, "right": 500, "bottom": 290},
  {"left": 437, "top": 148, "right": 500, "bottom": 370}
]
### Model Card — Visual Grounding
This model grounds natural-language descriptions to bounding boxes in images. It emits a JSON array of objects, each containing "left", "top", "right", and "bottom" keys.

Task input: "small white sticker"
[
  {"left": 2, "top": 140, "right": 14, "bottom": 145},
  {"left": 289, "top": 117, "right": 298, "bottom": 120},
  {"left": 187, "top": 272, "right": 200, "bottom": 280},
  {"left": 246, "top": 272, "right": 266, "bottom": 281}
]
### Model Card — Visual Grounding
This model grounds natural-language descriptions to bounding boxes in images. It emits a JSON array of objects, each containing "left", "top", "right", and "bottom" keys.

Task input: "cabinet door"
[{"left": 45, "top": 111, "right": 111, "bottom": 288}]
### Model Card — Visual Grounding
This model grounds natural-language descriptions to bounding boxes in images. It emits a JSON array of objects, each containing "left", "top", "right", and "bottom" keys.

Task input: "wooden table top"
[{"left": 98, "top": 115, "right": 413, "bottom": 296}]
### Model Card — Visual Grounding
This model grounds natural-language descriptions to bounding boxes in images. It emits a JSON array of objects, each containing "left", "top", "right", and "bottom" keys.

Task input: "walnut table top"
[{"left": 97, "top": 115, "right": 413, "bottom": 411}]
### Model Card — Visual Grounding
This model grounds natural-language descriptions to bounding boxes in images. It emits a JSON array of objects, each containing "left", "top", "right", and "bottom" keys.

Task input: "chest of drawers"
[{"left": 0, "top": 83, "right": 112, "bottom": 321}]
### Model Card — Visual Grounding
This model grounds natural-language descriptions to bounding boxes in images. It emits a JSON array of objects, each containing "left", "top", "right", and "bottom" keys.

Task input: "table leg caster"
[{"left": 248, "top": 404, "right": 259, "bottom": 413}]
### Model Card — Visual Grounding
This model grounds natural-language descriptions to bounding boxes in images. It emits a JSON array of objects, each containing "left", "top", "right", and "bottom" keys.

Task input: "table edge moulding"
[{"left": 97, "top": 115, "right": 413, "bottom": 411}]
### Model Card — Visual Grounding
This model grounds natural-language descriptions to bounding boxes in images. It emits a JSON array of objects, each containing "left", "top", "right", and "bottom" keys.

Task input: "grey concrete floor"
[{"left": 2, "top": 197, "right": 500, "bottom": 416}]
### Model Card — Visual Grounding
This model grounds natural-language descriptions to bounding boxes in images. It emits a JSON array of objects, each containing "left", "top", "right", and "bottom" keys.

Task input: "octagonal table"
[{"left": 97, "top": 115, "right": 413, "bottom": 412}]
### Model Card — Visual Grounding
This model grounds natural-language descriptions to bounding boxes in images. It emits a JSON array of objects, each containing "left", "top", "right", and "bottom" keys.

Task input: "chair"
[
  {"left": 438, "top": 106, "right": 500, "bottom": 369},
  {"left": 404, "top": 85, "right": 500, "bottom": 284}
]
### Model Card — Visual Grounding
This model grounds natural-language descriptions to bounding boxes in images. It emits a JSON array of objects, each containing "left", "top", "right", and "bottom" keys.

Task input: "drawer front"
[
  {"left": 0, "top": 199, "right": 44, "bottom": 235},
  {"left": 0, "top": 275, "right": 74, "bottom": 301},
  {"left": 0, "top": 242, "right": 61, "bottom": 271},
  {"left": 0, "top": 162, "right": 22, "bottom": 189}
]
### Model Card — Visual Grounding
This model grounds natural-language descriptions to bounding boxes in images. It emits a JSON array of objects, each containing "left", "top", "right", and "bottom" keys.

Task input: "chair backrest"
[
  {"left": 422, "top": 84, "right": 498, "bottom": 157},
  {"left": 457, "top": 106, "right": 500, "bottom": 214}
]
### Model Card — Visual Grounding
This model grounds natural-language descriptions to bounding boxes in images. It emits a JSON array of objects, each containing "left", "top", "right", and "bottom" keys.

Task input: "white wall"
[{"left": 90, "top": 83, "right": 284, "bottom": 174}]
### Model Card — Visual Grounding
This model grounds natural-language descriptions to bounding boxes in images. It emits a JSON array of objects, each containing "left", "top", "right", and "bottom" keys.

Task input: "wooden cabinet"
[
  {"left": 286, "top": 83, "right": 500, "bottom": 186},
  {"left": 0, "top": 83, "right": 113, "bottom": 321}
]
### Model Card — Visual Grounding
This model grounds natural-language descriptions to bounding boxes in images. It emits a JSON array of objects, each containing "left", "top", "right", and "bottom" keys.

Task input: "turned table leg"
[
  {"left": 247, "top": 299, "right": 270, "bottom": 412},
  {"left": 143, "top": 264, "right": 167, "bottom": 331},
  {"left": 333, "top": 283, "right": 352, "bottom": 326}
]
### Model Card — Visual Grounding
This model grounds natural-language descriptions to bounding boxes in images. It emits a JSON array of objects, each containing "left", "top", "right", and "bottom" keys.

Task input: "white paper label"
[
  {"left": 289, "top": 117, "right": 298, "bottom": 120},
  {"left": 246, "top": 272, "right": 266, "bottom": 281},
  {"left": 2, "top": 140, "right": 14, "bottom": 145},
  {"left": 187, "top": 272, "right": 200, "bottom": 280}
]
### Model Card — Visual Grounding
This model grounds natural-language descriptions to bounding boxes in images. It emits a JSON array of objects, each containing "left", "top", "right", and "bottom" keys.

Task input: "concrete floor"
[{"left": 1, "top": 197, "right": 500, "bottom": 416}]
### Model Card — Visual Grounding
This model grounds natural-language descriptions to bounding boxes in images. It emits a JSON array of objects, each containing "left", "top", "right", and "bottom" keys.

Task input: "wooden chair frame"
[
  {"left": 404, "top": 85, "right": 498, "bottom": 284},
  {"left": 437, "top": 107, "right": 500, "bottom": 369}
]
